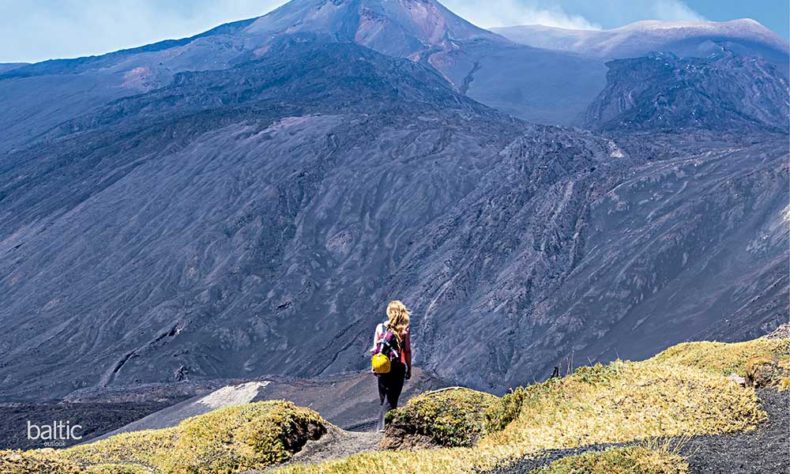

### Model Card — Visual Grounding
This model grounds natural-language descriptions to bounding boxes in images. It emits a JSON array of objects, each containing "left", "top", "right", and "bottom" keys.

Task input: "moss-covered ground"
[
  {"left": 383, "top": 387, "right": 498, "bottom": 448},
  {"left": 531, "top": 446, "right": 688, "bottom": 474},
  {"left": 277, "top": 336, "right": 787, "bottom": 474}
]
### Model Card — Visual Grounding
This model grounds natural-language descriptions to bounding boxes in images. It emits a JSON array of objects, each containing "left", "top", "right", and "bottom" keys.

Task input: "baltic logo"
[{"left": 27, "top": 421, "right": 83, "bottom": 447}]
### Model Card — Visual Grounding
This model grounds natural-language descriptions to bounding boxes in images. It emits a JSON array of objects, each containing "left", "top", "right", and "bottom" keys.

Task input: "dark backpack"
[{"left": 374, "top": 324, "right": 401, "bottom": 361}]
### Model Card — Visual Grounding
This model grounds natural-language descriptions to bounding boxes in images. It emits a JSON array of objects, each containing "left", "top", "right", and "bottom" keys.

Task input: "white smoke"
[
  {"left": 444, "top": 0, "right": 601, "bottom": 30},
  {"left": 650, "top": 0, "right": 707, "bottom": 22},
  {"left": 443, "top": 0, "right": 709, "bottom": 30}
]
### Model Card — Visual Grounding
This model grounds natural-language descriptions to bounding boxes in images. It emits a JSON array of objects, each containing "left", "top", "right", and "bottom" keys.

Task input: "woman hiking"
[{"left": 370, "top": 300, "right": 412, "bottom": 431}]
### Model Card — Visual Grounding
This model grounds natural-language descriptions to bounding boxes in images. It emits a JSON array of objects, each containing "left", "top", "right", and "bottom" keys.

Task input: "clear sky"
[{"left": 0, "top": 0, "right": 787, "bottom": 63}]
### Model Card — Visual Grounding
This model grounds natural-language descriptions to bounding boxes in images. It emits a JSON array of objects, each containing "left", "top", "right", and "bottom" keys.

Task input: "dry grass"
[
  {"left": 650, "top": 338, "right": 790, "bottom": 377},
  {"left": 277, "top": 351, "right": 767, "bottom": 473},
  {"left": 531, "top": 446, "right": 689, "bottom": 474},
  {"left": 384, "top": 387, "right": 499, "bottom": 448},
  {"left": 481, "top": 361, "right": 764, "bottom": 449},
  {"left": 274, "top": 445, "right": 521, "bottom": 474},
  {"left": 83, "top": 464, "right": 152, "bottom": 474},
  {"left": 8, "top": 337, "right": 784, "bottom": 474},
  {"left": 275, "top": 440, "right": 690, "bottom": 474},
  {"left": 61, "top": 400, "right": 325, "bottom": 473},
  {"left": 0, "top": 449, "right": 83, "bottom": 473},
  {"left": 63, "top": 427, "right": 173, "bottom": 471}
]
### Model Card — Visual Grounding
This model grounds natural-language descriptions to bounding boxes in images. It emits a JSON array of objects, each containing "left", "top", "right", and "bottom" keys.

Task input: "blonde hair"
[{"left": 386, "top": 300, "right": 410, "bottom": 340}]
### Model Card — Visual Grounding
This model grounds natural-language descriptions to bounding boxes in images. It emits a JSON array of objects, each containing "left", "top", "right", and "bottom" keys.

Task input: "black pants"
[{"left": 377, "top": 361, "right": 406, "bottom": 430}]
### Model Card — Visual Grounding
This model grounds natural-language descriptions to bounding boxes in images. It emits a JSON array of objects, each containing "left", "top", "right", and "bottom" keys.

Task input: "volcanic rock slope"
[
  {"left": 0, "top": 0, "right": 788, "bottom": 400},
  {"left": 585, "top": 51, "right": 790, "bottom": 131}
]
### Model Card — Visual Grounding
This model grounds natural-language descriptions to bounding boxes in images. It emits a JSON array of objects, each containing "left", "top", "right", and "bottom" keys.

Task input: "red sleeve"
[{"left": 402, "top": 330, "right": 412, "bottom": 371}]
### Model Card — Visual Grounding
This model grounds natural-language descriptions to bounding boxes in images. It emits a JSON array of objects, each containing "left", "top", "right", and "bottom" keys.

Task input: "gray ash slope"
[
  {"left": 0, "top": 39, "right": 525, "bottom": 398},
  {"left": 0, "top": 0, "right": 789, "bottom": 401},
  {"left": 585, "top": 50, "right": 790, "bottom": 132}
]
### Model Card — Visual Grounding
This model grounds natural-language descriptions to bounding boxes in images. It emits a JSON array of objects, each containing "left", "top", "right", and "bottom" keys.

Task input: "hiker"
[{"left": 370, "top": 300, "right": 412, "bottom": 431}]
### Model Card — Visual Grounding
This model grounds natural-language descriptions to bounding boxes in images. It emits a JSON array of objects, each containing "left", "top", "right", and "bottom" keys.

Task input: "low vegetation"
[
  {"left": 274, "top": 441, "right": 690, "bottom": 474},
  {"left": 383, "top": 387, "right": 498, "bottom": 448},
  {"left": 0, "top": 449, "right": 83, "bottom": 473},
  {"left": 480, "top": 360, "right": 764, "bottom": 450},
  {"left": 58, "top": 401, "right": 324, "bottom": 473},
  {"left": 278, "top": 337, "right": 784, "bottom": 473},
  {"left": 4, "top": 335, "right": 787, "bottom": 474},
  {"left": 83, "top": 464, "right": 150, "bottom": 474},
  {"left": 484, "top": 385, "right": 532, "bottom": 433},
  {"left": 651, "top": 338, "right": 790, "bottom": 379},
  {"left": 532, "top": 446, "right": 689, "bottom": 474}
]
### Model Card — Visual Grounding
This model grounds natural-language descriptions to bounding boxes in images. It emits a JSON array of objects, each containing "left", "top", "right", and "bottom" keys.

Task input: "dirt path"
[
  {"left": 252, "top": 427, "right": 382, "bottom": 472},
  {"left": 289, "top": 427, "right": 383, "bottom": 465},
  {"left": 486, "top": 389, "right": 789, "bottom": 473}
]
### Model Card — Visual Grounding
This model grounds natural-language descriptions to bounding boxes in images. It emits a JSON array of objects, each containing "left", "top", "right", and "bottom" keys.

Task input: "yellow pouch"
[{"left": 371, "top": 353, "right": 391, "bottom": 374}]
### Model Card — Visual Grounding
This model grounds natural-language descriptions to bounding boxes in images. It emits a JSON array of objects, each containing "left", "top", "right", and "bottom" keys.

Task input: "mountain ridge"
[
  {"left": 0, "top": 0, "right": 604, "bottom": 130},
  {"left": 5, "top": 0, "right": 787, "bottom": 137},
  {"left": 493, "top": 18, "right": 789, "bottom": 61}
]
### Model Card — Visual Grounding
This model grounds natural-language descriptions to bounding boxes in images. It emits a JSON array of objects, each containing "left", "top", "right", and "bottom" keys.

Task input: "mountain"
[
  {"left": 240, "top": 0, "right": 605, "bottom": 123},
  {"left": 493, "top": 19, "right": 790, "bottom": 66},
  {"left": 5, "top": 4, "right": 789, "bottom": 141},
  {"left": 244, "top": 0, "right": 503, "bottom": 57},
  {"left": 585, "top": 51, "right": 790, "bottom": 131},
  {"left": 0, "top": 0, "right": 604, "bottom": 135},
  {"left": 0, "top": 0, "right": 788, "bottom": 402},
  {"left": 0, "top": 39, "right": 531, "bottom": 399}
]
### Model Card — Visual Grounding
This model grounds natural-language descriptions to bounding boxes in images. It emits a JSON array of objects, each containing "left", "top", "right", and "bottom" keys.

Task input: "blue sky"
[{"left": 0, "top": 0, "right": 787, "bottom": 63}]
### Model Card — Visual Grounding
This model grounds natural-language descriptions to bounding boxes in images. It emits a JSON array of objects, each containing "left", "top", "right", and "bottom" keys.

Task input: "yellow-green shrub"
[
  {"left": 485, "top": 379, "right": 559, "bottom": 433},
  {"left": 84, "top": 464, "right": 152, "bottom": 474},
  {"left": 64, "top": 400, "right": 325, "bottom": 473},
  {"left": 279, "top": 349, "right": 766, "bottom": 474},
  {"left": 485, "top": 364, "right": 621, "bottom": 434},
  {"left": 532, "top": 446, "right": 688, "bottom": 474},
  {"left": 744, "top": 356, "right": 786, "bottom": 388},
  {"left": 10, "top": 337, "right": 780, "bottom": 474},
  {"left": 384, "top": 387, "right": 498, "bottom": 448},
  {"left": 64, "top": 427, "right": 173, "bottom": 470},
  {"left": 651, "top": 338, "right": 789, "bottom": 377},
  {"left": 481, "top": 360, "right": 764, "bottom": 450}
]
